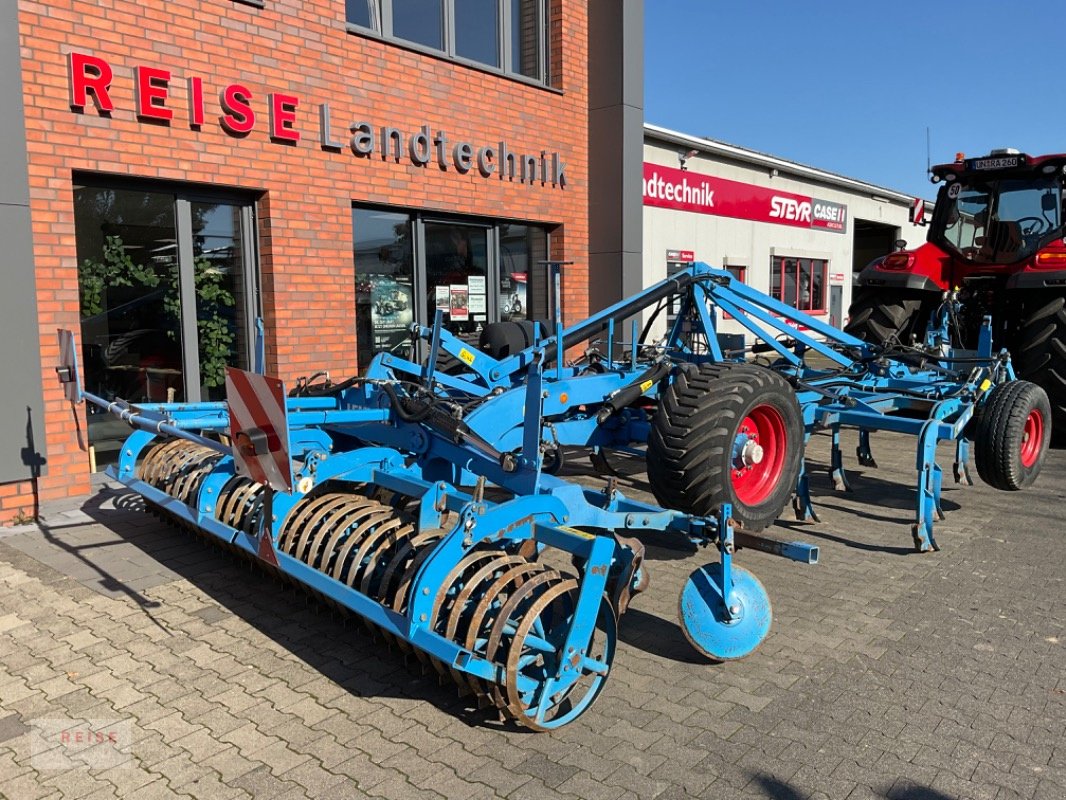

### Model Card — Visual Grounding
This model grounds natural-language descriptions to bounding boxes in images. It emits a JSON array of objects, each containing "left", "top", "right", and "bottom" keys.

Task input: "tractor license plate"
[{"left": 971, "top": 156, "right": 1018, "bottom": 170}]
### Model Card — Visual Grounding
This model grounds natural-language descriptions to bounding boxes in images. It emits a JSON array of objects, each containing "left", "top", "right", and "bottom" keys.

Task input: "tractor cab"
[{"left": 929, "top": 149, "right": 1066, "bottom": 268}]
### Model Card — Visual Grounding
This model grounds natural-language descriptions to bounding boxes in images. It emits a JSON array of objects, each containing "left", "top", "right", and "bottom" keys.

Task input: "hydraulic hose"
[{"left": 595, "top": 360, "right": 674, "bottom": 423}]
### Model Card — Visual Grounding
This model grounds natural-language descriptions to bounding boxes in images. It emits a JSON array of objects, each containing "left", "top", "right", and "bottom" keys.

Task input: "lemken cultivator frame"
[{"left": 55, "top": 262, "right": 1048, "bottom": 730}]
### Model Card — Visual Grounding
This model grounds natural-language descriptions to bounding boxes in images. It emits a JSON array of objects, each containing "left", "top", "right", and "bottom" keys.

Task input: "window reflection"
[
  {"left": 392, "top": 0, "right": 444, "bottom": 50},
  {"left": 424, "top": 221, "right": 489, "bottom": 338},
  {"left": 191, "top": 202, "right": 250, "bottom": 400},
  {"left": 352, "top": 207, "right": 550, "bottom": 367},
  {"left": 456, "top": 0, "right": 500, "bottom": 67},
  {"left": 353, "top": 208, "right": 415, "bottom": 368}
]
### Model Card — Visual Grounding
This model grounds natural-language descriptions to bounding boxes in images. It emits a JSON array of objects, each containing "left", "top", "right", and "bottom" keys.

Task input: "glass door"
[
  {"left": 188, "top": 200, "right": 254, "bottom": 400},
  {"left": 422, "top": 220, "right": 492, "bottom": 340},
  {"left": 74, "top": 180, "right": 258, "bottom": 468}
]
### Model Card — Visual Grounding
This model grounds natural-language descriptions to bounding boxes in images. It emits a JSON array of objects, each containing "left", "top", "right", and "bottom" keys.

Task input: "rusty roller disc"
[
  {"left": 383, "top": 529, "right": 447, "bottom": 662},
  {"left": 357, "top": 522, "right": 428, "bottom": 650},
  {"left": 151, "top": 442, "right": 216, "bottom": 494},
  {"left": 443, "top": 555, "right": 528, "bottom": 641},
  {"left": 278, "top": 493, "right": 349, "bottom": 553},
  {"left": 299, "top": 496, "right": 383, "bottom": 572},
  {"left": 441, "top": 553, "right": 528, "bottom": 693},
  {"left": 482, "top": 569, "right": 565, "bottom": 712},
  {"left": 216, "top": 477, "right": 262, "bottom": 532},
  {"left": 291, "top": 495, "right": 360, "bottom": 563},
  {"left": 137, "top": 440, "right": 196, "bottom": 488},
  {"left": 429, "top": 551, "right": 501, "bottom": 632},
  {"left": 233, "top": 487, "right": 266, "bottom": 536},
  {"left": 427, "top": 550, "right": 503, "bottom": 680},
  {"left": 352, "top": 520, "right": 412, "bottom": 598},
  {"left": 328, "top": 507, "right": 400, "bottom": 585},
  {"left": 379, "top": 529, "right": 445, "bottom": 609},
  {"left": 171, "top": 453, "right": 224, "bottom": 506},
  {"left": 459, "top": 563, "right": 543, "bottom": 704},
  {"left": 135, "top": 439, "right": 184, "bottom": 485},
  {"left": 311, "top": 499, "right": 392, "bottom": 574},
  {"left": 503, "top": 582, "right": 616, "bottom": 731}
]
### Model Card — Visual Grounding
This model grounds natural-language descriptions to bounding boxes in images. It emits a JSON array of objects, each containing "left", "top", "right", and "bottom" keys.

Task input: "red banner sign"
[{"left": 643, "top": 163, "right": 847, "bottom": 234}]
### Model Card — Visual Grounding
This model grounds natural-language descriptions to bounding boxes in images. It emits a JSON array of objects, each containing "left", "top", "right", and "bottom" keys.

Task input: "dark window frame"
[
  {"left": 346, "top": 0, "right": 553, "bottom": 89},
  {"left": 352, "top": 203, "right": 552, "bottom": 365},
  {"left": 771, "top": 255, "right": 828, "bottom": 313}
]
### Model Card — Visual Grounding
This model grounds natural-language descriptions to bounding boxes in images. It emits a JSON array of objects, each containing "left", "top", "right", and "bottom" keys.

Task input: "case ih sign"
[
  {"left": 66, "top": 52, "right": 567, "bottom": 188},
  {"left": 643, "top": 163, "right": 847, "bottom": 234}
]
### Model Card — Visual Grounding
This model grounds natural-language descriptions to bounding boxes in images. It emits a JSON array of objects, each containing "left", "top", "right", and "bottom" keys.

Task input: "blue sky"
[{"left": 644, "top": 1, "right": 1066, "bottom": 199}]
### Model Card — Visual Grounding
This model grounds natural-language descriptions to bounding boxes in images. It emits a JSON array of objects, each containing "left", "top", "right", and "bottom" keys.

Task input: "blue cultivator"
[
  {"left": 54, "top": 261, "right": 1048, "bottom": 729},
  {"left": 363, "top": 262, "right": 1049, "bottom": 552},
  {"left": 56, "top": 318, "right": 815, "bottom": 731}
]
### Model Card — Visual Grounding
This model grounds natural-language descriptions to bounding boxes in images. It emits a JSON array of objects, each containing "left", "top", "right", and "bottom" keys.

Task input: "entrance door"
[
  {"left": 422, "top": 220, "right": 492, "bottom": 339},
  {"left": 829, "top": 284, "right": 843, "bottom": 329},
  {"left": 74, "top": 181, "right": 258, "bottom": 466}
]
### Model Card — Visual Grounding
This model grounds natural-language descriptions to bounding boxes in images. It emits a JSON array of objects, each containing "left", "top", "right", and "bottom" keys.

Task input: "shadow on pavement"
[{"left": 74, "top": 487, "right": 537, "bottom": 733}]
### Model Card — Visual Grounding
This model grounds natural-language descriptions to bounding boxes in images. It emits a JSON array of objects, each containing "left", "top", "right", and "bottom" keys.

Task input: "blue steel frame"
[
  {"left": 358, "top": 263, "right": 1016, "bottom": 551},
  {"left": 56, "top": 323, "right": 817, "bottom": 715}
]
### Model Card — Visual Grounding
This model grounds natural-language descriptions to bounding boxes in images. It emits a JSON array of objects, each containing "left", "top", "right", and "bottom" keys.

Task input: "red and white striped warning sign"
[
  {"left": 911, "top": 197, "right": 925, "bottom": 225},
  {"left": 225, "top": 367, "right": 293, "bottom": 493}
]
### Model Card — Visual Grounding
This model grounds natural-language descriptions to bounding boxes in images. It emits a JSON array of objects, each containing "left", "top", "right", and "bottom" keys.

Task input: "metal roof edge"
[{"left": 644, "top": 122, "right": 927, "bottom": 206}]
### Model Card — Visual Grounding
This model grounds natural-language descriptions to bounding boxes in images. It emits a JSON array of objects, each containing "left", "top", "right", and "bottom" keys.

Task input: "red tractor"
[{"left": 848, "top": 148, "right": 1066, "bottom": 439}]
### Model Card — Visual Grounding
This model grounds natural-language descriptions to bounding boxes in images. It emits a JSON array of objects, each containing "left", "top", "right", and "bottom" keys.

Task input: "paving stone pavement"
[{"left": 0, "top": 431, "right": 1062, "bottom": 800}]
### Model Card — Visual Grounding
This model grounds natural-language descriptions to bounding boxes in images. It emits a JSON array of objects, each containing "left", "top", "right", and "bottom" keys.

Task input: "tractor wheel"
[
  {"left": 973, "top": 380, "right": 1051, "bottom": 491},
  {"left": 647, "top": 364, "right": 803, "bottom": 532},
  {"left": 1015, "top": 293, "right": 1066, "bottom": 441},
  {"left": 844, "top": 288, "right": 932, "bottom": 346}
]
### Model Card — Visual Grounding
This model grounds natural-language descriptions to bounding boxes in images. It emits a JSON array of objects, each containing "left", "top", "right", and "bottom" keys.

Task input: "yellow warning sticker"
[
  {"left": 640, "top": 379, "right": 654, "bottom": 393},
  {"left": 558, "top": 526, "right": 595, "bottom": 540},
  {"left": 979, "top": 379, "right": 992, "bottom": 392},
  {"left": 458, "top": 348, "right": 476, "bottom": 365}
]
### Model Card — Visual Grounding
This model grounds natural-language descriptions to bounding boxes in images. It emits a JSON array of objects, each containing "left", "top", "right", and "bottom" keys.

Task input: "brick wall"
[{"left": 5, "top": 0, "right": 589, "bottom": 523}]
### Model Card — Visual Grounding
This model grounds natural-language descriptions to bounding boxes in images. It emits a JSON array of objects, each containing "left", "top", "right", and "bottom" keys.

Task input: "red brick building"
[{"left": 0, "top": 0, "right": 643, "bottom": 522}]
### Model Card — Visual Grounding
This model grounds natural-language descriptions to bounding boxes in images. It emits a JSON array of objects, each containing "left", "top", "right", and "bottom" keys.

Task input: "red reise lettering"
[
  {"left": 220, "top": 84, "right": 255, "bottom": 135},
  {"left": 135, "top": 66, "right": 173, "bottom": 121},
  {"left": 68, "top": 52, "right": 114, "bottom": 113},
  {"left": 269, "top": 93, "right": 300, "bottom": 143}
]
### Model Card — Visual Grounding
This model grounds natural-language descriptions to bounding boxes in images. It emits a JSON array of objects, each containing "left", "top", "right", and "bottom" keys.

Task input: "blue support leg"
[
  {"left": 912, "top": 420, "right": 943, "bottom": 552},
  {"left": 829, "top": 426, "right": 852, "bottom": 492},
  {"left": 791, "top": 458, "right": 820, "bottom": 522},
  {"left": 856, "top": 428, "right": 878, "bottom": 468},
  {"left": 953, "top": 438, "right": 973, "bottom": 486}
]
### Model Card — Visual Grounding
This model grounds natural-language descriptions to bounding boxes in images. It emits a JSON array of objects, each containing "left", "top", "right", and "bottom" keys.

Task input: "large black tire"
[
  {"left": 844, "top": 288, "right": 932, "bottom": 346},
  {"left": 973, "top": 380, "right": 1051, "bottom": 491},
  {"left": 1014, "top": 293, "right": 1066, "bottom": 441},
  {"left": 647, "top": 364, "right": 803, "bottom": 532}
]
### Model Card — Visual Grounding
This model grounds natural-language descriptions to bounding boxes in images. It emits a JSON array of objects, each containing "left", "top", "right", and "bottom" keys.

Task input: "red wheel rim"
[
  {"left": 732, "top": 404, "right": 788, "bottom": 505},
  {"left": 1020, "top": 408, "right": 1043, "bottom": 468}
]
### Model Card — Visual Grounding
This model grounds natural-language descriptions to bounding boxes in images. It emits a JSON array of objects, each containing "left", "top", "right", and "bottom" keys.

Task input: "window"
[
  {"left": 347, "top": 0, "right": 550, "bottom": 84},
  {"left": 353, "top": 206, "right": 549, "bottom": 367},
  {"left": 74, "top": 179, "right": 259, "bottom": 467},
  {"left": 722, "top": 265, "right": 746, "bottom": 319},
  {"left": 725, "top": 265, "right": 746, "bottom": 283},
  {"left": 771, "top": 256, "right": 827, "bottom": 313}
]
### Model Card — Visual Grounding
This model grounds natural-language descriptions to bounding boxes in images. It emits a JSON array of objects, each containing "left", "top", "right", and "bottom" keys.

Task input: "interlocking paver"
[{"left": 0, "top": 439, "right": 1061, "bottom": 799}]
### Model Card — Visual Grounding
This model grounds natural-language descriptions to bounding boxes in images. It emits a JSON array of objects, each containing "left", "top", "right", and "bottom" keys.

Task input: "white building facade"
[{"left": 641, "top": 124, "right": 931, "bottom": 337}]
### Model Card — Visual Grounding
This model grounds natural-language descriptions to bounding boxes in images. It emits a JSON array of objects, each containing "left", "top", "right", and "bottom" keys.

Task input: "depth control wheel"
[
  {"left": 974, "top": 380, "right": 1051, "bottom": 490},
  {"left": 678, "top": 563, "right": 771, "bottom": 661},
  {"left": 647, "top": 364, "right": 803, "bottom": 531}
]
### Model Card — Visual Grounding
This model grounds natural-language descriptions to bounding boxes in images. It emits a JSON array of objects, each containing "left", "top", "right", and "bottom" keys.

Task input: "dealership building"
[
  {"left": 2, "top": 0, "right": 658, "bottom": 523},
  {"left": 0, "top": 0, "right": 932, "bottom": 524}
]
